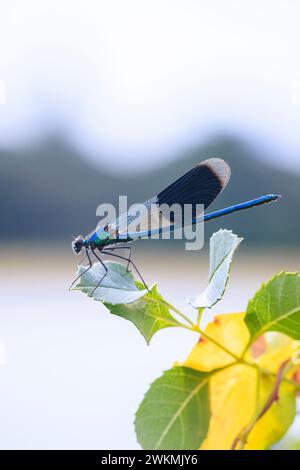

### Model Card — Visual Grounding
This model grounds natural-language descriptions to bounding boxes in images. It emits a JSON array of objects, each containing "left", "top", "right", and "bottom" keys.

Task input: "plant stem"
[
  {"left": 186, "top": 324, "right": 241, "bottom": 361},
  {"left": 231, "top": 360, "right": 290, "bottom": 450},
  {"left": 155, "top": 298, "right": 300, "bottom": 392},
  {"left": 159, "top": 300, "right": 242, "bottom": 360},
  {"left": 238, "top": 358, "right": 300, "bottom": 391},
  {"left": 197, "top": 308, "right": 204, "bottom": 327},
  {"left": 160, "top": 300, "right": 196, "bottom": 327},
  {"left": 187, "top": 324, "right": 300, "bottom": 391}
]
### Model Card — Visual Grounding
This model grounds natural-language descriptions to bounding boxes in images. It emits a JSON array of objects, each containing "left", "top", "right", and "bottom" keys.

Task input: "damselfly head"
[{"left": 72, "top": 235, "right": 84, "bottom": 254}]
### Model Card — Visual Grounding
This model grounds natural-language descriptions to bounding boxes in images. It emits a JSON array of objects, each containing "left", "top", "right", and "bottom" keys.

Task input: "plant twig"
[
  {"left": 240, "top": 360, "right": 300, "bottom": 390},
  {"left": 156, "top": 299, "right": 236, "bottom": 364},
  {"left": 156, "top": 299, "right": 242, "bottom": 361},
  {"left": 154, "top": 298, "right": 196, "bottom": 328},
  {"left": 152, "top": 298, "right": 300, "bottom": 392},
  {"left": 231, "top": 359, "right": 290, "bottom": 450},
  {"left": 194, "top": 326, "right": 241, "bottom": 361},
  {"left": 196, "top": 308, "right": 204, "bottom": 327}
]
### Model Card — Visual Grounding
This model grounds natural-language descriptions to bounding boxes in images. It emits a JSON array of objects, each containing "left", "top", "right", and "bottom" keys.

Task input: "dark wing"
[
  {"left": 157, "top": 158, "right": 230, "bottom": 217},
  {"left": 117, "top": 158, "right": 231, "bottom": 240}
]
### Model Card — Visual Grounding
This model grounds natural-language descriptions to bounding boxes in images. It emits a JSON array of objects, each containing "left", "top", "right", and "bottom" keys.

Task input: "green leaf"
[
  {"left": 245, "top": 272, "right": 300, "bottom": 342},
  {"left": 73, "top": 261, "right": 182, "bottom": 343},
  {"left": 135, "top": 366, "right": 211, "bottom": 450},
  {"left": 73, "top": 260, "right": 149, "bottom": 304},
  {"left": 188, "top": 229, "right": 242, "bottom": 309},
  {"left": 106, "top": 285, "right": 182, "bottom": 344}
]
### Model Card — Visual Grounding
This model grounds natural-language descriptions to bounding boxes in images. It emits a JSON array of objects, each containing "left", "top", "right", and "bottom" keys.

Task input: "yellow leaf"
[
  {"left": 250, "top": 336, "right": 267, "bottom": 358},
  {"left": 201, "top": 364, "right": 256, "bottom": 449},
  {"left": 246, "top": 333, "right": 297, "bottom": 449},
  {"left": 258, "top": 333, "right": 295, "bottom": 373},
  {"left": 184, "top": 314, "right": 297, "bottom": 450},
  {"left": 199, "top": 365, "right": 295, "bottom": 450},
  {"left": 185, "top": 313, "right": 250, "bottom": 371},
  {"left": 245, "top": 376, "right": 295, "bottom": 450}
]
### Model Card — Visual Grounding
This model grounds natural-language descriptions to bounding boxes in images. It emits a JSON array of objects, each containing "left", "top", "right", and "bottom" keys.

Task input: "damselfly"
[{"left": 70, "top": 158, "right": 280, "bottom": 293}]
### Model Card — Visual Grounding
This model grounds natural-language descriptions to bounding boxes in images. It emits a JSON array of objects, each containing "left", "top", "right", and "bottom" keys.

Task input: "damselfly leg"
[
  {"left": 101, "top": 247, "right": 150, "bottom": 293},
  {"left": 69, "top": 248, "right": 93, "bottom": 290},
  {"left": 90, "top": 248, "right": 108, "bottom": 295},
  {"left": 101, "top": 245, "right": 132, "bottom": 270}
]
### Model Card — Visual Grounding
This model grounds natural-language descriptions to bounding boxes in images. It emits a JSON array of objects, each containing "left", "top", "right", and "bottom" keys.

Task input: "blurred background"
[{"left": 0, "top": 0, "right": 300, "bottom": 449}]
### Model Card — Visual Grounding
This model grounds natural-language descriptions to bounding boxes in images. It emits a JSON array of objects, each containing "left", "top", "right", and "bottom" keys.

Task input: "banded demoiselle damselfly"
[{"left": 71, "top": 158, "right": 280, "bottom": 292}]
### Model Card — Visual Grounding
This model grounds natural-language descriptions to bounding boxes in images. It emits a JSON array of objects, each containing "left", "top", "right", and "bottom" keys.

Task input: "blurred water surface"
[{"left": 0, "top": 245, "right": 299, "bottom": 449}]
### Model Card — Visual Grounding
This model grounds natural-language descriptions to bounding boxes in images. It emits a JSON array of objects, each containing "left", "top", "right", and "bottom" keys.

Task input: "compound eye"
[{"left": 72, "top": 238, "right": 84, "bottom": 254}]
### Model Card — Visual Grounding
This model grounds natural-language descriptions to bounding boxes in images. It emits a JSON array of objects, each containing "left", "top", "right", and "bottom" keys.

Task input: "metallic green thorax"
[{"left": 85, "top": 226, "right": 131, "bottom": 248}]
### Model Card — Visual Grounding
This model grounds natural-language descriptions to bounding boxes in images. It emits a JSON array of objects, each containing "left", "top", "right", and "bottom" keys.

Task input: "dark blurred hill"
[{"left": 0, "top": 134, "right": 299, "bottom": 244}]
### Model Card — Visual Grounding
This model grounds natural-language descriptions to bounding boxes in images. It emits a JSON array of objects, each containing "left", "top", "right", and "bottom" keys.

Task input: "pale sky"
[{"left": 0, "top": 0, "right": 300, "bottom": 171}]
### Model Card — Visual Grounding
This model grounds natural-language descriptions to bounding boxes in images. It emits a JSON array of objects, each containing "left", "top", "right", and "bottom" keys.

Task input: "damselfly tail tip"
[{"left": 269, "top": 193, "right": 282, "bottom": 202}]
